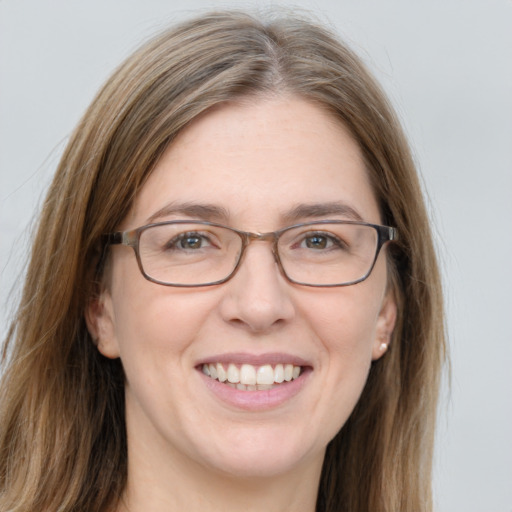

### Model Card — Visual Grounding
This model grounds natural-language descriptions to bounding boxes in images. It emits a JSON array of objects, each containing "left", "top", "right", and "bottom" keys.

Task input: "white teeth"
[
  {"left": 202, "top": 362, "right": 303, "bottom": 389},
  {"left": 208, "top": 364, "right": 217, "bottom": 380},
  {"left": 240, "top": 364, "right": 256, "bottom": 385},
  {"left": 227, "top": 364, "right": 240, "bottom": 384},
  {"left": 284, "top": 364, "right": 294, "bottom": 382},
  {"left": 274, "top": 364, "right": 284, "bottom": 383},
  {"left": 256, "top": 364, "right": 274, "bottom": 385},
  {"left": 216, "top": 363, "right": 227, "bottom": 382}
]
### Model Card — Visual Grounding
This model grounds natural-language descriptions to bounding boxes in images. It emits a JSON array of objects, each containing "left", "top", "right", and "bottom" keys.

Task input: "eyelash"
[
  {"left": 165, "top": 232, "right": 214, "bottom": 250},
  {"left": 293, "top": 231, "right": 348, "bottom": 250}
]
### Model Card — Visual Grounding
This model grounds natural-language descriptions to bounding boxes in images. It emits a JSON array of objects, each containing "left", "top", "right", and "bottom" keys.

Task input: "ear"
[
  {"left": 371, "top": 289, "right": 397, "bottom": 361},
  {"left": 85, "top": 288, "right": 121, "bottom": 359}
]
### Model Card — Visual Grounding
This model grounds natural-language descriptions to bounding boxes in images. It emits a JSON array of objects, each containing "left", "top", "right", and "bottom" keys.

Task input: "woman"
[{"left": 0, "top": 10, "right": 446, "bottom": 512}]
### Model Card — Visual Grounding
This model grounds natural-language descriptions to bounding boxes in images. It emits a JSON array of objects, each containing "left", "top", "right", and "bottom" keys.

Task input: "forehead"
[{"left": 125, "top": 96, "right": 381, "bottom": 229}]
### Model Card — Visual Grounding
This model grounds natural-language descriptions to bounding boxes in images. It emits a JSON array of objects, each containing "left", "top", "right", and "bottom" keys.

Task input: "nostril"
[{"left": 219, "top": 279, "right": 295, "bottom": 333}]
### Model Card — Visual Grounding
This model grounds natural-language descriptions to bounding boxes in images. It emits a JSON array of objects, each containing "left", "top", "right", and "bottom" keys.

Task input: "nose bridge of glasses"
[
  {"left": 239, "top": 231, "right": 281, "bottom": 265},
  {"left": 245, "top": 231, "right": 277, "bottom": 243}
]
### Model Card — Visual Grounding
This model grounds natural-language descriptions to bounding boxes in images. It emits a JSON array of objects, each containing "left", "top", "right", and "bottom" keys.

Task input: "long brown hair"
[{"left": 0, "top": 10, "right": 446, "bottom": 511}]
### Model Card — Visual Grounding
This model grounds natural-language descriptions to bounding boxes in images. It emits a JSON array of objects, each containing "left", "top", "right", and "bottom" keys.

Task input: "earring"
[{"left": 379, "top": 342, "right": 388, "bottom": 352}]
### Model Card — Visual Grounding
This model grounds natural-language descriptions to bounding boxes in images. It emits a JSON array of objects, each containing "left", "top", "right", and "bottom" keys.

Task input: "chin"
[{"left": 193, "top": 424, "right": 325, "bottom": 480}]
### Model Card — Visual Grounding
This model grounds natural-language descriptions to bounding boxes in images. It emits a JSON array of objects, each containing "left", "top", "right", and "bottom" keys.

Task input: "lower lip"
[{"left": 199, "top": 369, "right": 311, "bottom": 411}]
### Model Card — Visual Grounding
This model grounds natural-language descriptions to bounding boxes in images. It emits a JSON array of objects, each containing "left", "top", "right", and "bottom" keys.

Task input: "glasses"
[{"left": 104, "top": 220, "right": 397, "bottom": 287}]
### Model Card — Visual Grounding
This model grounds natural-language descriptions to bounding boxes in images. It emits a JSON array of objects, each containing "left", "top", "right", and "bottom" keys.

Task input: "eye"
[
  {"left": 300, "top": 232, "right": 345, "bottom": 251},
  {"left": 168, "top": 232, "right": 214, "bottom": 251},
  {"left": 304, "top": 234, "right": 331, "bottom": 249}
]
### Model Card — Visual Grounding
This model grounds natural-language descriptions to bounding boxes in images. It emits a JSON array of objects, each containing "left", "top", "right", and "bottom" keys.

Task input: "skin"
[{"left": 87, "top": 95, "right": 396, "bottom": 512}]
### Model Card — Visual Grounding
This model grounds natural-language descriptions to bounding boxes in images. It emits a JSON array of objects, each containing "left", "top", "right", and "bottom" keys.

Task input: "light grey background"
[{"left": 1, "top": 1, "right": 511, "bottom": 510}]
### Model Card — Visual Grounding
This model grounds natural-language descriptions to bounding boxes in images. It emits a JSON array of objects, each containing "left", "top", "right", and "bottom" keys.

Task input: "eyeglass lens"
[{"left": 136, "top": 222, "right": 380, "bottom": 286}]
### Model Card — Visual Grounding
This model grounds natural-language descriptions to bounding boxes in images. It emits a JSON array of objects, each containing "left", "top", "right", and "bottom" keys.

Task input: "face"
[{"left": 88, "top": 96, "right": 396, "bottom": 484}]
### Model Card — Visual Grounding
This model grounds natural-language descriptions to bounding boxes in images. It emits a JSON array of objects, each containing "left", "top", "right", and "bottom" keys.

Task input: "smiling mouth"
[{"left": 201, "top": 363, "right": 303, "bottom": 391}]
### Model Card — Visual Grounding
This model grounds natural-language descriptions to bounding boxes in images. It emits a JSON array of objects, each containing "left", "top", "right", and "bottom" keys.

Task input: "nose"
[{"left": 218, "top": 241, "right": 295, "bottom": 333}]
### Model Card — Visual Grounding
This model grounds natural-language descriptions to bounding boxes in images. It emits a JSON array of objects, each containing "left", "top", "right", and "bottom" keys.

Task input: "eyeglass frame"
[{"left": 103, "top": 219, "right": 398, "bottom": 288}]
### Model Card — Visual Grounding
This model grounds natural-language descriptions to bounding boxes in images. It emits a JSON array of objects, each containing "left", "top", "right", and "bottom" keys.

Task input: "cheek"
[
  {"left": 111, "top": 287, "right": 213, "bottom": 359},
  {"left": 107, "top": 254, "right": 212, "bottom": 364},
  {"left": 291, "top": 288, "right": 383, "bottom": 448},
  {"left": 300, "top": 285, "right": 383, "bottom": 358}
]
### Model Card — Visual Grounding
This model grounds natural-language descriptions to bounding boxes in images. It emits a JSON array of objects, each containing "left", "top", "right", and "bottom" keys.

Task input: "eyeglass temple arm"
[
  {"left": 377, "top": 225, "right": 398, "bottom": 243},
  {"left": 102, "top": 232, "right": 122, "bottom": 245}
]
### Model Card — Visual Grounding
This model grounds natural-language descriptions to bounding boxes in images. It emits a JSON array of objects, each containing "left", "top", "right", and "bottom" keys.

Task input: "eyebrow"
[
  {"left": 147, "top": 201, "right": 230, "bottom": 223},
  {"left": 146, "top": 200, "right": 364, "bottom": 226},
  {"left": 282, "top": 202, "right": 364, "bottom": 224}
]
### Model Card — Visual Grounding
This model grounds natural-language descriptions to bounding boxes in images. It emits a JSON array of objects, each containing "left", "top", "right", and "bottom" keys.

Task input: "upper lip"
[{"left": 196, "top": 352, "right": 312, "bottom": 368}]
